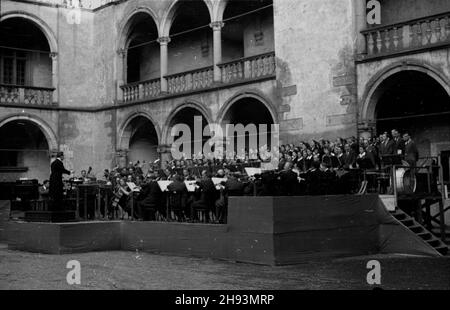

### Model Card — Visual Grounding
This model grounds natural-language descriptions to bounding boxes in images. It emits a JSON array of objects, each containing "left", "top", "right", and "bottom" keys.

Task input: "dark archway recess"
[
  {"left": 168, "top": 107, "right": 209, "bottom": 158},
  {"left": 0, "top": 17, "right": 51, "bottom": 87},
  {"left": 222, "top": 97, "right": 275, "bottom": 154},
  {"left": 375, "top": 70, "right": 450, "bottom": 160},
  {"left": 126, "top": 116, "right": 159, "bottom": 165},
  {"left": 0, "top": 120, "right": 50, "bottom": 182},
  {"left": 222, "top": 0, "right": 274, "bottom": 61},
  {"left": 167, "top": 0, "right": 212, "bottom": 74},
  {"left": 126, "top": 13, "right": 159, "bottom": 84}
]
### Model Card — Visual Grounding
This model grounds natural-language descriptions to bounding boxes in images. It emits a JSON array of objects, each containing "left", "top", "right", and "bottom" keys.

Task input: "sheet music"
[
  {"left": 212, "top": 177, "right": 227, "bottom": 185},
  {"left": 126, "top": 182, "right": 141, "bottom": 192},
  {"left": 184, "top": 180, "right": 198, "bottom": 192},
  {"left": 157, "top": 181, "right": 172, "bottom": 192},
  {"left": 245, "top": 167, "right": 262, "bottom": 177}
]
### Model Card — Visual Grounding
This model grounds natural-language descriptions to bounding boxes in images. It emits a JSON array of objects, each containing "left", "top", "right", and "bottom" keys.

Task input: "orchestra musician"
[
  {"left": 215, "top": 172, "right": 245, "bottom": 223},
  {"left": 278, "top": 161, "right": 299, "bottom": 196},
  {"left": 192, "top": 170, "right": 217, "bottom": 222},
  {"left": 305, "top": 161, "right": 323, "bottom": 196},
  {"left": 111, "top": 178, "right": 130, "bottom": 219},
  {"left": 136, "top": 172, "right": 163, "bottom": 221}
]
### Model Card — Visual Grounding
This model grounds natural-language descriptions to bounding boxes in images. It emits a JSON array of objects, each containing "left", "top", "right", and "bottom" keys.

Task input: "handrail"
[
  {"left": 361, "top": 11, "right": 450, "bottom": 34},
  {"left": 0, "top": 83, "right": 55, "bottom": 91},
  {"left": 164, "top": 65, "right": 214, "bottom": 79},
  {"left": 120, "top": 77, "right": 160, "bottom": 89},
  {"left": 218, "top": 51, "right": 275, "bottom": 67}
]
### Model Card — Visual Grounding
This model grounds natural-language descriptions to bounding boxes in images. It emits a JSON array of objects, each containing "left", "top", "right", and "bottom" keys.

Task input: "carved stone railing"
[
  {"left": 121, "top": 78, "right": 161, "bottom": 103},
  {"left": 10, "top": 0, "right": 118, "bottom": 9},
  {"left": 219, "top": 52, "right": 276, "bottom": 84},
  {"left": 0, "top": 84, "right": 55, "bottom": 106},
  {"left": 361, "top": 12, "right": 450, "bottom": 59},
  {"left": 118, "top": 52, "right": 276, "bottom": 104},
  {"left": 166, "top": 66, "right": 214, "bottom": 94}
]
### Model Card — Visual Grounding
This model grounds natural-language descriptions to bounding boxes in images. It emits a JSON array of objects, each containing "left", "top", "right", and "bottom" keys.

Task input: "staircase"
[
  {"left": 430, "top": 228, "right": 450, "bottom": 246},
  {"left": 391, "top": 209, "right": 449, "bottom": 255}
]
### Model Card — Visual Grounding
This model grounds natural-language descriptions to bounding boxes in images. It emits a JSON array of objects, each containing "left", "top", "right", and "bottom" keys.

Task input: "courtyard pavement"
[{"left": 0, "top": 244, "right": 449, "bottom": 290}]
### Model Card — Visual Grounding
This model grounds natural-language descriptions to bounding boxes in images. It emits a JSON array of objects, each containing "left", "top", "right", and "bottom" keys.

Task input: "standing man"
[
  {"left": 49, "top": 152, "right": 71, "bottom": 209},
  {"left": 379, "top": 132, "right": 395, "bottom": 158},
  {"left": 403, "top": 133, "right": 419, "bottom": 167},
  {"left": 391, "top": 129, "right": 405, "bottom": 156}
]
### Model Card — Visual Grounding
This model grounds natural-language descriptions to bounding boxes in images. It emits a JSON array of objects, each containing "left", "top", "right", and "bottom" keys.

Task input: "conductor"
[{"left": 49, "top": 151, "right": 71, "bottom": 208}]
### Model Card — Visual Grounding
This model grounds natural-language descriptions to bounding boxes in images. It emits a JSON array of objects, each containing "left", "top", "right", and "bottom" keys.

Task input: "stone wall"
[{"left": 273, "top": 0, "right": 358, "bottom": 143}]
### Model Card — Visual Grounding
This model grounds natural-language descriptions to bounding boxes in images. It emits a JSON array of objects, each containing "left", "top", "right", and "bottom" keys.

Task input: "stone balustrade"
[{"left": 361, "top": 12, "right": 450, "bottom": 59}]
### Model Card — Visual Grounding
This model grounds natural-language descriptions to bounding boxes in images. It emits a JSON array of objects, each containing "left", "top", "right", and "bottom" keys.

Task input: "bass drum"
[{"left": 395, "top": 168, "right": 417, "bottom": 194}]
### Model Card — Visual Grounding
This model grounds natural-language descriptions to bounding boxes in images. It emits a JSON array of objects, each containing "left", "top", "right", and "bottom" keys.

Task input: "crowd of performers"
[{"left": 46, "top": 129, "right": 423, "bottom": 224}]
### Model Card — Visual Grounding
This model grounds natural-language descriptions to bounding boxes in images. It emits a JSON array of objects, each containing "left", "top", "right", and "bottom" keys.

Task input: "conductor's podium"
[{"left": 6, "top": 195, "right": 442, "bottom": 264}]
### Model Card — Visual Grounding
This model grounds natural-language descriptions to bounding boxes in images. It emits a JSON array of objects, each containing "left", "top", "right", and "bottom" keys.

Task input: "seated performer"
[
  {"left": 278, "top": 161, "right": 299, "bottom": 196},
  {"left": 192, "top": 170, "right": 217, "bottom": 222},
  {"left": 305, "top": 161, "right": 323, "bottom": 196},
  {"left": 215, "top": 172, "right": 245, "bottom": 223},
  {"left": 136, "top": 173, "right": 162, "bottom": 221},
  {"left": 111, "top": 178, "right": 130, "bottom": 219},
  {"left": 167, "top": 174, "right": 189, "bottom": 220},
  {"left": 321, "top": 163, "right": 338, "bottom": 195}
]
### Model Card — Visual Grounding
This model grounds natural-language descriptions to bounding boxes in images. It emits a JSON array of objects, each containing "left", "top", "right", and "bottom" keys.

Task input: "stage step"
[
  {"left": 392, "top": 209, "right": 449, "bottom": 256},
  {"left": 430, "top": 228, "right": 450, "bottom": 245}
]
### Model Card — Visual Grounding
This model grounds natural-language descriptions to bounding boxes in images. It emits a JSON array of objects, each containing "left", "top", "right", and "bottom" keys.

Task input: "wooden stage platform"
[{"left": 4, "top": 195, "right": 443, "bottom": 265}]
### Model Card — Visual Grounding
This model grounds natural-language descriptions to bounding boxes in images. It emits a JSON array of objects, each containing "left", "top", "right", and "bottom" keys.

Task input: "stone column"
[
  {"left": 115, "top": 149, "right": 129, "bottom": 169},
  {"left": 157, "top": 37, "right": 171, "bottom": 93},
  {"left": 157, "top": 144, "right": 172, "bottom": 168},
  {"left": 210, "top": 21, "right": 224, "bottom": 83},
  {"left": 49, "top": 52, "right": 58, "bottom": 103},
  {"left": 117, "top": 48, "right": 127, "bottom": 101},
  {"left": 355, "top": 0, "right": 367, "bottom": 56}
]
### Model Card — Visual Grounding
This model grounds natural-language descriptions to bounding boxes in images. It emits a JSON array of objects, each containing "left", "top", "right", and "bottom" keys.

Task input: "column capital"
[
  {"left": 157, "top": 36, "right": 171, "bottom": 45},
  {"left": 157, "top": 144, "right": 172, "bottom": 154},
  {"left": 49, "top": 52, "right": 58, "bottom": 59},
  {"left": 210, "top": 21, "right": 224, "bottom": 31}
]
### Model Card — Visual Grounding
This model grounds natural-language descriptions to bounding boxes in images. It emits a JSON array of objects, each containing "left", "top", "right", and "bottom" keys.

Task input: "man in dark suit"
[
  {"left": 49, "top": 152, "right": 71, "bottom": 209},
  {"left": 216, "top": 172, "right": 245, "bottom": 223},
  {"left": 321, "top": 163, "right": 338, "bottom": 195},
  {"left": 343, "top": 144, "right": 357, "bottom": 169},
  {"left": 379, "top": 132, "right": 395, "bottom": 159},
  {"left": 306, "top": 161, "right": 323, "bottom": 195},
  {"left": 278, "top": 161, "right": 299, "bottom": 196},
  {"left": 167, "top": 174, "right": 188, "bottom": 193},
  {"left": 403, "top": 133, "right": 419, "bottom": 166},
  {"left": 167, "top": 174, "right": 189, "bottom": 220},
  {"left": 136, "top": 173, "right": 162, "bottom": 220},
  {"left": 391, "top": 129, "right": 405, "bottom": 156},
  {"left": 192, "top": 170, "right": 217, "bottom": 222}
]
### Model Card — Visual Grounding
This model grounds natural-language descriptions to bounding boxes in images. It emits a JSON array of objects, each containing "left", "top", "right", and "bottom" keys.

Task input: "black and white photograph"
[{"left": 0, "top": 0, "right": 449, "bottom": 295}]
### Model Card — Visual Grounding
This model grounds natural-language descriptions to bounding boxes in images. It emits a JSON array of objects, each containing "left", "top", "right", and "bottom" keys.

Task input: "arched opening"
[
  {"left": 373, "top": 70, "right": 450, "bottom": 178},
  {"left": 167, "top": 0, "right": 212, "bottom": 74},
  {"left": 125, "top": 13, "right": 159, "bottom": 83},
  {"left": 0, "top": 17, "right": 52, "bottom": 87},
  {"left": 221, "top": 97, "right": 275, "bottom": 156},
  {"left": 221, "top": 0, "right": 274, "bottom": 62},
  {"left": 0, "top": 120, "right": 50, "bottom": 182},
  {"left": 168, "top": 107, "right": 209, "bottom": 158},
  {"left": 123, "top": 116, "right": 159, "bottom": 164}
]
